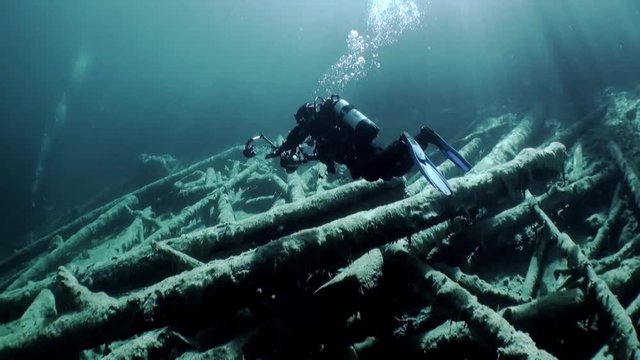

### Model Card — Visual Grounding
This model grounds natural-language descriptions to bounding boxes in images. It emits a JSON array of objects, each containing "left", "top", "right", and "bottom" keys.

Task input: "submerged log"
[
  {"left": 413, "top": 320, "right": 476, "bottom": 355},
  {"left": 0, "top": 146, "right": 243, "bottom": 280},
  {"left": 0, "top": 289, "right": 57, "bottom": 338},
  {"left": 0, "top": 178, "right": 406, "bottom": 316},
  {"left": 6, "top": 196, "right": 138, "bottom": 291},
  {"left": 84, "top": 177, "right": 405, "bottom": 292},
  {"left": 550, "top": 103, "right": 609, "bottom": 147},
  {"left": 434, "top": 263, "right": 530, "bottom": 306},
  {"left": 526, "top": 191, "right": 640, "bottom": 360},
  {"left": 609, "top": 141, "right": 640, "bottom": 211},
  {"left": 103, "top": 327, "right": 194, "bottom": 360},
  {"left": 388, "top": 249, "right": 556, "bottom": 359},
  {"left": 521, "top": 222, "right": 550, "bottom": 299},
  {"left": 501, "top": 289, "right": 586, "bottom": 326},
  {"left": 592, "top": 234, "right": 640, "bottom": 274},
  {"left": 286, "top": 172, "right": 306, "bottom": 203},
  {"left": 470, "top": 168, "right": 613, "bottom": 248},
  {"left": 583, "top": 183, "right": 624, "bottom": 258},
  {"left": 0, "top": 143, "right": 566, "bottom": 358},
  {"left": 146, "top": 162, "right": 258, "bottom": 243},
  {"left": 472, "top": 115, "right": 536, "bottom": 173}
]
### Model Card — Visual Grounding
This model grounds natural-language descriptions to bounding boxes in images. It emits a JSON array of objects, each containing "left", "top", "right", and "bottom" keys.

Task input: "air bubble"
[{"left": 315, "top": 0, "right": 422, "bottom": 96}]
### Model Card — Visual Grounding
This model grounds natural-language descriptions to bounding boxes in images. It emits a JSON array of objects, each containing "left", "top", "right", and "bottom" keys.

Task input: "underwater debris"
[
  {"left": 526, "top": 191, "right": 640, "bottom": 359},
  {"left": 2, "top": 91, "right": 640, "bottom": 359},
  {"left": 6, "top": 196, "right": 138, "bottom": 292},
  {"left": 610, "top": 142, "right": 640, "bottom": 211}
]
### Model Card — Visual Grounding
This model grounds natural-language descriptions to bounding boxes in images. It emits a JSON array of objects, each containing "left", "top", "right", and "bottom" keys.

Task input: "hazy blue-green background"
[{"left": 1, "top": 0, "right": 639, "bottom": 255}]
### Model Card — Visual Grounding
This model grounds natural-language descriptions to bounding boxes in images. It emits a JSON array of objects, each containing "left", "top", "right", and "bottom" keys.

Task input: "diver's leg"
[
  {"left": 372, "top": 139, "right": 413, "bottom": 180},
  {"left": 414, "top": 126, "right": 440, "bottom": 148},
  {"left": 347, "top": 141, "right": 375, "bottom": 181},
  {"left": 351, "top": 140, "right": 409, "bottom": 181}
]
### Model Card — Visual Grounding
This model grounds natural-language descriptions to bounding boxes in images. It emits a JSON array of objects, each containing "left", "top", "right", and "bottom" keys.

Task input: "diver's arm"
[{"left": 275, "top": 123, "right": 309, "bottom": 155}]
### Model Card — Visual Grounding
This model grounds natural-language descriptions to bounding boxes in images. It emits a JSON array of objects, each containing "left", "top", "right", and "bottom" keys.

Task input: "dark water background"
[{"left": 1, "top": 0, "right": 639, "bottom": 255}]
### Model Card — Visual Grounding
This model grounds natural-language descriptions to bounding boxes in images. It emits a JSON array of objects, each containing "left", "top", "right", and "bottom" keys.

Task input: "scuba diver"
[{"left": 243, "top": 95, "right": 471, "bottom": 196}]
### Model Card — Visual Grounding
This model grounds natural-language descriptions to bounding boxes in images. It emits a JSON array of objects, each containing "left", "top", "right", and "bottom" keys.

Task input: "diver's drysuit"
[{"left": 247, "top": 95, "right": 471, "bottom": 195}]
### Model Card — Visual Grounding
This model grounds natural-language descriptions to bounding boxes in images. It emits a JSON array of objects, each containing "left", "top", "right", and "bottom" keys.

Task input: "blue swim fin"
[
  {"left": 401, "top": 132, "right": 453, "bottom": 196},
  {"left": 419, "top": 127, "right": 472, "bottom": 172},
  {"left": 439, "top": 144, "right": 472, "bottom": 172}
]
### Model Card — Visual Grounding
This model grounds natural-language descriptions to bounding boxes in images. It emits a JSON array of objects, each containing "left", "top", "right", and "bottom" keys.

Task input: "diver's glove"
[
  {"left": 266, "top": 147, "right": 280, "bottom": 159},
  {"left": 419, "top": 126, "right": 472, "bottom": 172},
  {"left": 401, "top": 132, "right": 453, "bottom": 196}
]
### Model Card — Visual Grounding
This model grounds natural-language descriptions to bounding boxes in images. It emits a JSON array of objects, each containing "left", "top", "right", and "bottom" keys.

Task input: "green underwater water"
[
  {"left": 1, "top": 0, "right": 639, "bottom": 249},
  {"left": 1, "top": 1, "right": 640, "bottom": 358}
]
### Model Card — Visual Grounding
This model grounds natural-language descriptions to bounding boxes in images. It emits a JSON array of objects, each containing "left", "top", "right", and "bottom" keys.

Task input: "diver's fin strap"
[
  {"left": 421, "top": 127, "right": 472, "bottom": 172},
  {"left": 401, "top": 132, "right": 453, "bottom": 196}
]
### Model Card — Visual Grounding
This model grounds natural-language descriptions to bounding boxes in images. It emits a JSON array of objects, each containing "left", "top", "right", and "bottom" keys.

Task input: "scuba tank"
[{"left": 324, "top": 95, "right": 380, "bottom": 144}]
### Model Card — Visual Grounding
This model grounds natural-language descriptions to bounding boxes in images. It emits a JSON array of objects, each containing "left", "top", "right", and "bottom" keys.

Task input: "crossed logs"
[{"left": 0, "top": 97, "right": 639, "bottom": 359}]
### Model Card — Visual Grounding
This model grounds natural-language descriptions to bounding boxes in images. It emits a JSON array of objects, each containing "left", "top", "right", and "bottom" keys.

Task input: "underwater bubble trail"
[{"left": 315, "top": 0, "right": 423, "bottom": 96}]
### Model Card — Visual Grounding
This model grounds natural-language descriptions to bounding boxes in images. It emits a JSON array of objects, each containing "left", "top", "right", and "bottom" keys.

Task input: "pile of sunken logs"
[{"left": 1, "top": 91, "right": 640, "bottom": 359}]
